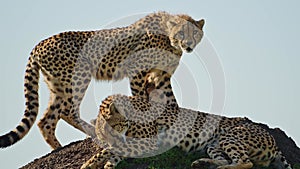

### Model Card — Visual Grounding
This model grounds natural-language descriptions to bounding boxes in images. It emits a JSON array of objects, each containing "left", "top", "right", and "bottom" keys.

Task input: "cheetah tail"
[
  {"left": 0, "top": 56, "right": 40, "bottom": 148},
  {"left": 272, "top": 151, "right": 292, "bottom": 169}
]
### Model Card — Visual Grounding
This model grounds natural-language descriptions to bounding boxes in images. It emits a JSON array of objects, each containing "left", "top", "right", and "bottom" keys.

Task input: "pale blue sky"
[{"left": 1, "top": 1, "right": 299, "bottom": 168}]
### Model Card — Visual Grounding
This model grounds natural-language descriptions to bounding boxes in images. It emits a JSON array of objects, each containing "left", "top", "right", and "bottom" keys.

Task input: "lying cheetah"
[
  {"left": 0, "top": 12, "right": 204, "bottom": 149},
  {"left": 82, "top": 95, "right": 292, "bottom": 169}
]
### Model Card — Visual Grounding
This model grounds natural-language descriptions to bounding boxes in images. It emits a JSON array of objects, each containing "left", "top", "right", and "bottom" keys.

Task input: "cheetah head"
[
  {"left": 167, "top": 16, "right": 205, "bottom": 53},
  {"left": 96, "top": 102, "right": 130, "bottom": 146}
]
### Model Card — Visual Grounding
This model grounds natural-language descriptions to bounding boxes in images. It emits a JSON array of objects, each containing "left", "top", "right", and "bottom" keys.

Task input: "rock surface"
[{"left": 21, "top": 123, "right": 300, "bottom": 169}]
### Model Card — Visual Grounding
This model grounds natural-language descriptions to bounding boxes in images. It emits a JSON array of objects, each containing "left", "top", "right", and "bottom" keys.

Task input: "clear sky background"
[{"left": 1, "top": 1, "right": 299, "bottom": 168}]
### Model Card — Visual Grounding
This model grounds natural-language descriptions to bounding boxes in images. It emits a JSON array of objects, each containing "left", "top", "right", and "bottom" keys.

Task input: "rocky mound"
[{"left": 21, "top": 123, "right": 300, "bottom": 169}]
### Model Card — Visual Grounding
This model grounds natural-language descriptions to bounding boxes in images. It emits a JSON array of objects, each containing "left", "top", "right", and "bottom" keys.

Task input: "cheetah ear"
[
  {"left": 196, "top": 19, "right": 205, "bottom": 30},
  {"left": 108, "top": 102, "right": 117, "bottom": 115}
]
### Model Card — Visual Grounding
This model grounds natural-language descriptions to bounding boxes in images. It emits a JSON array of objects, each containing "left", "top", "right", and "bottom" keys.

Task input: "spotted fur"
[
  {"left": 82, "top": 95, "right": 292, "bottom": 169},
  {"left": 0, "top": 12, "right": 204, "bottom": 149}
]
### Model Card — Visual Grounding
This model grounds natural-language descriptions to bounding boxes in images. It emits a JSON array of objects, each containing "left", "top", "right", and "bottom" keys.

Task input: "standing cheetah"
[{"left": 0, "top": 12, "right": 205, "bottom": 149}]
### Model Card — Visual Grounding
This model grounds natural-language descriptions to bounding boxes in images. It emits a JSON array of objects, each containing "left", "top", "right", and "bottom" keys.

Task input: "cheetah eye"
[{"left": 193, "top": 30, "right": 198, "bottom": 35}]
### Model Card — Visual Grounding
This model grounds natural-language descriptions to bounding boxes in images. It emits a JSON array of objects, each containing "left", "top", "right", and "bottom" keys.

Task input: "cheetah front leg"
[
  {"left": 130, "top": 72, "right": 148, "bottom": 100},
  {"left": 81, "top": 148, "right": 123, "bottom": 169}
]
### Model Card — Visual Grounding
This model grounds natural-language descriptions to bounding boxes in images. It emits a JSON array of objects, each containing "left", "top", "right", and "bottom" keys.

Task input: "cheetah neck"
[{"left": 132, "top": 12, "right": 174, "bottom": 36}]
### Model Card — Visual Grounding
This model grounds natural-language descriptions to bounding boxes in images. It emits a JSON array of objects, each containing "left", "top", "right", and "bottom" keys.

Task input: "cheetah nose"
[
  {"left": 186, "top": 41, "right": 193, "bottom": 46},
  {"left": 186, "top": 47, "right": 193, "bottom": 53}
]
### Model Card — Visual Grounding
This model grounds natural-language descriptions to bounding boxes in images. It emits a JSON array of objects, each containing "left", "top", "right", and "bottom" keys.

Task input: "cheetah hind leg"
[
  {"left": 218, "top": 144, "right": 253, "bottom": 169},
  {"left": 216, "top": 149, "right": 253, "bottom": 169},
  {"left": 37, "top": 95, "right": 63, "bottom": 149},
  {"left": 191, "top": 144, "right": 230, "bottom": 168},
  {"left": 60, "top": 107, "right": 96, "bottom": 138},
  {"left": 217, "top": 161, "right": 253, "bottom": 169},
  {"left": 61, "top": 57, "right": 96, "bottom": 138},
  {"left": 81, "top": 148, "right": 123, "bottom": 169},
  {"left": 60, "top": 99, "right": 95, "bottom": 139}
]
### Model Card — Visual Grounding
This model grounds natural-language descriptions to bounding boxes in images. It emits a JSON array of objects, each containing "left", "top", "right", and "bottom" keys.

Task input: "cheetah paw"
[
  {"left": 80, "top": 162, "right": 96, "bottom": 169},
  {"left": 191, "top": 158, "right": 217, "bottom": 169}
]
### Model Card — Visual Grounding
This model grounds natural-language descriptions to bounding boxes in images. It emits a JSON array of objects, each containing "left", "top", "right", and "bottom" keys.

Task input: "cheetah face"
[
  {"left": 96, "top": 102, "right": 130, "bottom": 146},
  {"left": 167, "top": 18, "right": 204, "bottom": 53}
]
